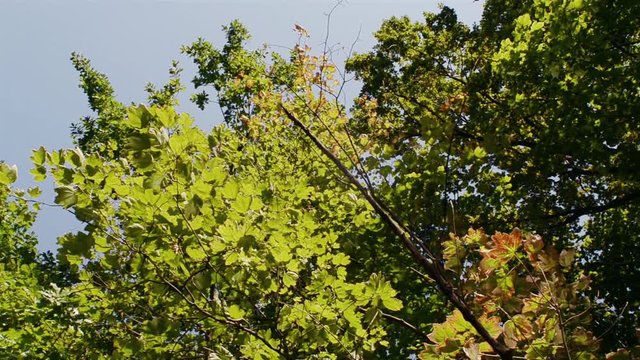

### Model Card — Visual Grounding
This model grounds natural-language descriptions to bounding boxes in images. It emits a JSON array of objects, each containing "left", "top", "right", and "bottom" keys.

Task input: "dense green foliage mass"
[
  {"left": 1, "top": 165, "right": 83, "bottom": 357},
  {"left": 1, "top": 0, "right": 639, "bottom": 358},
  {"left": 345, "top": 0, "right": 640, "bottom": 351}
]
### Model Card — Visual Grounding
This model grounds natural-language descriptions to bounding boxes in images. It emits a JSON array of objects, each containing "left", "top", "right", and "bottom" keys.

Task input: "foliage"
[
  {"left": 422, "top": 229, "right": 597, "bottom": 359},
  {"left": 1, "top": 162, "right": 38, "bottom": 268},
  {"left": 40, "top": 101, "right": 410, "bottom": 358},
  {"left": 1, "top": 0, "right": 639, "bottom": 358},
  {"left": 346, "top": 0, "right": 640, "bottom": 352},
  {"left": 181, "top": 20, "right": 446, "bottom": 357},
  {"left": 69, "top": 52, "right": 127, "bottom": 158},
  {"left": 0, "top": 163, "right": 99, "bottom": 359}
]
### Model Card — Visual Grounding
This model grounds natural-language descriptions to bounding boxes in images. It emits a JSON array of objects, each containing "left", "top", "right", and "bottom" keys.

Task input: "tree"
[
  {"left": 0, "top": 164, "right": 100, "bottom": 358},
  {"left": 37, "top": 29, "right": 409, "bottom": 357},
  {"left": 1, "top": 0, "right": 639, "bottom": 358},
  {"left": 346, "top": 0, "right": 640, "bottom": 353}
]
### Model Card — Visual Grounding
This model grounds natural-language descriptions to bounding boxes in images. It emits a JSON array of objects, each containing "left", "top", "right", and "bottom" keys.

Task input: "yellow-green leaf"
[{"left": 228, "top": 305, "right": 245, "bottom": 320}]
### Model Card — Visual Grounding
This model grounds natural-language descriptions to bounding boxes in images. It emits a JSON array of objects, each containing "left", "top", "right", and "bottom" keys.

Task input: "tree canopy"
[{"left": 1, "top": 0, "right": 639, "bottom": 359}]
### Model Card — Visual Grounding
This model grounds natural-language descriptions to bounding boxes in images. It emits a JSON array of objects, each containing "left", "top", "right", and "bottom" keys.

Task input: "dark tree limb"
[
  {"left": 544, "top": 191, "right": 640, "bottom": 226},
  {"left": 281, "top": 104, "right": 514, "bottom": 359}
]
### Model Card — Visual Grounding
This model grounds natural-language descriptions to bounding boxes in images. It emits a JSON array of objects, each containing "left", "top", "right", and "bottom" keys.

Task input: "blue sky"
[{"left": 0, "top": 0, "right": 484, "bottom": 251}]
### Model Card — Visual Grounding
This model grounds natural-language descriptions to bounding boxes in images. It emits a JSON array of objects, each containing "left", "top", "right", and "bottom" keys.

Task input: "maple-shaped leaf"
[
  {"left": 442, "top": 234, "right": 466, "bottom": 270},
  {"left": 492, "top": 229, "right": 522, "bottom": 256},
  {"left": 462, "top": 340, "right": 481, "bottom": 360},
  {"left": 535, "top": 250, "right": 558, "bottom": 272},
  {"left": 478, "top": 314, "right": 502, "bottom": 339},
  {"left": 559, "top": 248, "right": 575, "bottom": 268},
  {"left": 480, "top": 229, "right": 523, "bottom": 271},
  {"left": 503, "top": 314, "right": 533, "bottom": 347},
  {"left": 521, "top": 293, "right": 547, "bottom": 314},
  {"left": 523, "top": 233, "right": 544, "bottom": 261},
  {"left": 572, "top": 273, "right": 591, "bottom": 292},
  {"left": 494, "top": 273, "right": 517, "bottom": 301},
  {"left": 570, "top": 328, "right": 599, "bottom": 348},
  {"left": 464, "top": 228, "right": 488, "bottom": 246},
  {"left": 418, "top": 345, "right": 441, "bottom": 359},
  {"left": 427, "top": 309, "right": 472, "bottom": 344},
  {"left": 479, "top": 256, "right": 501, "bottom": 275}
]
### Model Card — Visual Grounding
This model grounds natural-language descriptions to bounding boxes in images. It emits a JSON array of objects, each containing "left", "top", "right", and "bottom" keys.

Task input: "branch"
[
  {"left": 281, "top": 104, "right": 514, "bottom": 359},
  {"left": 544, "top": 191, "right": 640, "bottom": 225},
  {"left": 358, "top": 307, "right": 428, "bottom": 339}
]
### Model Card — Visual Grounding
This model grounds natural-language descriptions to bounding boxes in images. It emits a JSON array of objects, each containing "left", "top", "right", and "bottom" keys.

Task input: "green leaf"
[
  {"left": 130, "top": 151, "right": 153, "bottom": 169},
  {"left": 273, "top": 246, "right": 293, "bottom": 263},
  {"left": 225, "top": 252, "right": 239, "bottom": 265},
  {"left": 31, "top": 146, "right": 46, "bottom": 166},
  {"left": 473, "top": 146, "right": 487, "bottom": 159},
  {"left": 221, "top": 180, "right": 239, "bottom": 199},
  {"left": 169, "top": 135, "right": 188, "bottom": 153},
  {"left": 154, "top": 107, "right": 177, "bottom": 127},
  {"left": 382, "top": 297, "right": 402, "bottom": 311},
  {"left": 30, "top": 165, "right": 47, "bottom": 181},
  {"left": 332, "top": 252, "right": 351, "bottom": 266},
  {"left": 58, "top": 231, "right": 94, "bottom": 258},
  {"left": 126, "top": 134, "right": 151, "bottom": 151},
  {"left": 127, "top": 105, "right": 151, "bottom": 128},
  {"left": 68, "top": 148, "right": 86, "bottom": 167},
  {"left": 228, "top": 304, "right": 245, "bottom": 320},
  {"left": 568, "top": 0, "right": 583, "bottom": 10},
  {"left": 0, "top": 163, "right": 18, "bottom": 184},
  {"left": 202, "top": 161, "right": 227, "bottom": 184},
  {"left": 143, "top": 172, "right": 165, "bottom": 190},
  {"left": 531, "top": 21, "right": 544, "bottom": 31},
  {"left": 186, "top": 245, "right": 207, "bottom": 260},
  {"left": 54, "top": 186, "right": 77, "bottom": 208},
  {"left": 282, "top": 272, "right": 297, "bottom": 287},
  {"left": 516, "top": 13, "right": 532, "bottom": 28},
  {"left": 27, "top": 187, "right": 42, "bottom": 198},
  {"left": 231, "top": 194, "right": 252, "bottom": 213},
  {"left": 210, "top": 241, "right": 226, "bottom": 254},
  {"left": 94, "top": 235, "right": 110, "bottom": 252}
]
